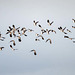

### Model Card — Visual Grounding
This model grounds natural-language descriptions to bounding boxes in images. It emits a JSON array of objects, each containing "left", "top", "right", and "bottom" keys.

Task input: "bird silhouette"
[
  {"left": 0, "top": 32, "right": 5, "bottom": 41},
  {"left": 10, "top": 45, "right": 17, "bottom": 50},
  {"left": 46, "top": 38, "right": 52, "bottom": 44},
  {"left": 72, "top": 19, "right": 75, "bottom": 23},
  {"left": 47, "top": 20, "right": 54, "bottom": 25},
  {"left": 72, "top": 26, "right": 75, "bottom": 28},
  {"left": 35, "top": 38, "right": 40, "bottom": 41},
  {"left": 17, "top": 36, "right": 21, "bottom": 42},
  {"left": 0, "top": 47, "right": 4, "bottom": 50},
  {"left": 31, "top": 49, "right": 37, "bottom": 55},
  {"left": 64, "top": 36, "right": 69, "bottom": 38},
  {"left": 67, "top": 29, "right": 71, "bottom": 33},
  {"left": 10, "top": 40, "right": 16, "bottom": 46},
  {"left": 33, "top": 20, "right": 39, "bottom": 26}
]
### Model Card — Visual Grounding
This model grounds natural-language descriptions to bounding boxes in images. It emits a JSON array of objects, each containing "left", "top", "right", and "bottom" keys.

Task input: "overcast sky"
[{"left": 0, "top": 0, "right": 75, "bottom": 75}]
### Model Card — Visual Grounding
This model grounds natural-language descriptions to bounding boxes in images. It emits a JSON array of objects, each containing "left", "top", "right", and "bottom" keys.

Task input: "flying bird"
[
  {"left": 46, "top": 38, "right": 52, "bottom": 44},
  {"left": 33, "top": 20, "right": 39, "bottom": 26},
  {"left": 58, "top": 26, "right": 67, "bottom": 34},
  {"left": 38, "top": 35, "right": 44, "bottom": 40},
  {"left": 35, "top": 38, "right": 40, "bottom": 41},
  {"left": 38, "top": 25, "right": 42, "bottom": 29},
  {"left": 72, "top": 26, "right": 75, "bottom": 28},
  {"left": 64, "top": 36, "right": 69, "bottom": 38},
  {"left": 50, "top": 30, "right": 56, "bottom": 34},
  {"left": 64, "top": 36, "right": 75, "bottom": 40},
  {"left": 41, "top": 29, "right": 46, "bottom": 34},
  {"left": 17, "top": 36, "right": 21, "bottom": 42},
  {"left": 10, "top": 40, "right": 16, "bottom": 46},
  {"left": 0, "top": 32, "right": 5, "bottom": 41},
  {"left": 31, "top": 49, "right": 37, "bottom": 55},
  {"left": 10, "top": 45, "right": 17, "bottom": 50},
  {"left": 21, "top": 27, "right": 27, "bottom": 36},
  {"left": 72, "top": 19, "right": 75, "bottom": 23},
  {"left": 46, "top": 29, "right": 50, "bottom": 34},
  {"left": 67, "top": 29, "right": 71, "bottom": 33},
  {"left": 0, "top": 47, "right": 4, "bottom": 51},
  {"left": 58, "top": 26, "right": 62, "bottom": 30},
  {"left": 35, "top": 33, "right": 40, "bottom": 37},
  {"left": 17, "top": 30, "right": 21, "bottom": 36},
  {"left": 47, "top": 20, "right": 54, "bottom": 25},
  {"left": 28, "top": 29, "right": 34, "bottom": 32},
  {"left": 6, "top": 30, "right": 12, "bottom": 37}
]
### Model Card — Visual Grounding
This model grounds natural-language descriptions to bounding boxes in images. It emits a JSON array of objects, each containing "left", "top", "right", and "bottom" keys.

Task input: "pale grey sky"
[{"left": 0, "top": 0, "right": 75, "bottom": 75}]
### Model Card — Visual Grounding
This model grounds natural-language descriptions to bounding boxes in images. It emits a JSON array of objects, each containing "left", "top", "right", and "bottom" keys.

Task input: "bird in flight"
[
  {"left": 33, "top": 20, "right": 39, "bottom": 26},
  {"left": 10, "top": 40, "right": 16, "bottom": 46},
  {"left": 64, "top": 36, "right": 69, "bottom": 38},
  {"left": 47, "top": 19, "right": 54, "bottom": 25},
  {"left": 0, "top": 47, "right": 4, "bottom": 51},
  {"left": 72, "top": 19, "right": 75, "bottom": 23},
  {"left": 41, "top": 29, "right": 46, "bottom": 34},
  {"left": 67, "top": 29, "right": 71, "bottom": 33},
  {"left": 58, "top": 26, "right": 67, "bottom": 34},
  {"left": 28, "top": 29, "right": 34, "bottom": 32},
  {"left": 21, "top": 27, "right": 27, "bottom": 36},
  {"left": 10, "top": 45, "right": 17, "bottom": 50},
  {"left": 38, "top": 35, "right": 44, "bottom": 40},
  {"left": 31, "top": 49, "right": 37, "bottom": 55},
  {"left": 64, "top": 36, "right": 75, "bottom": 40},
  {"left": 35, "top": 38, "right": 40, "bottom": 41},
  {"left": 46, "top": 38, "right": 52, "bottom": 44},
  {"left": 72, "top": 26, "right": 75, "bottom": 28},
  {"left": 38, "top": 25, "right": 42, "bottom": 29},
  {"left": 17, "top": 36, "right": 21, "bottom": 42},
  {"left": 0, "top": 32, "right": 5, "bottom": 41}
]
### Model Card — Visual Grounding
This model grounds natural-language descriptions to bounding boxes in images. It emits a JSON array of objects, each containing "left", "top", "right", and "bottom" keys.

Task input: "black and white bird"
[
  {"left": 58, "top": 26, "right": 62, "bottom": 30},
  {"left": 38, "top": 25, "right": 42, "bottom": 29},
  {"left": 64, "top": 36, "right": 75, "bottom": 40},
  {"left": 21, "top": 27, "right": 27, "bottom": 32},
  {"left": 0, "top": 32, "right": 5, "bottom": 41},
  {"left": 46, "top": 29, "right": 50, "bottom": 34},
  {"left": 47, "top": 20, "right": 54, "bottom": 25},
  {"left": 58, "top": 26, "right": 67, "bottom": 34},
  {"left": 33, "top": 20, "right": 39, "bottom": 26},
  {"left": 31, "top": 49, "right": 37, "bottom": 55},
  {"left": 10, "top": 45, "right": 17, "bottom": 50},
  {"left": 10, "top": 40, "right": 16, "bottom": 46},
  {"left": 21, "top": 27, "right": 27, "bottom": 36},
  {"left": 41, "top": 29, "right": 46, "bottom": 34},
  {"left": 48, "top": 29, "right": 56, "bottom": 34},
  {"left": 36, "top": 33, "right": 40, "bottom": 37},
  {"left": 17, "top": 36, "right": 21, "bottom": 42},
  {"left": 38, "top": 35, "right": 44, "bottom": 40},
  {"left": 72, "top": 26, "right": 75, "bottom": 28},
  {"left": 12, "top": 25, "right": 20, "bottom": 32},
  {"left": 72, "top": 19, "right": 75, "bottom": 23},
  {"left": 46, "top": 38, "right": 52, "bottom": 44},
  {"left": 6, "top": 30, "right": 12, "bottom": 37},
  {"left": 0, "top": 47, "right": 4, "bottom": 51},
  {"left": 64, "top": 36, "right": 69, "bottom": 38},
  {"left": 28, "top": 29, "right": 34, "bottom": 32},
  {"left": 67, "top": 29, "right": 71, "bottom": 33},
  {"left": 17, "top": 30, "right": 21, "bottom": 36},
  {"left": 35, "top": 38, "right": 40, "bottom": 41}
]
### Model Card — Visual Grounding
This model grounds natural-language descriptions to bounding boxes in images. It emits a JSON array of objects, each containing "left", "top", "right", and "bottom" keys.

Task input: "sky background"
[{"left": 0, "top": 0, "right": 75, "bottom": 75}]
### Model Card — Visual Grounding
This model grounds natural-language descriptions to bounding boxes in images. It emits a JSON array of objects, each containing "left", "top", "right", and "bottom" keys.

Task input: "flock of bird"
[{"left": 0, "top": 19, "right": 75, "bottom": 55}]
